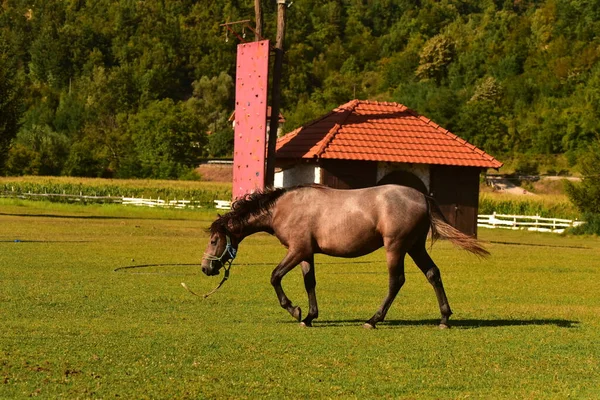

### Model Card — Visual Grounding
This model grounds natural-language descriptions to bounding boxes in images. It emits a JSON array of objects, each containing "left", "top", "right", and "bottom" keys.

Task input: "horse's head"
[{"left": 201, "top": 230, "right": 237, "bottom": 276}]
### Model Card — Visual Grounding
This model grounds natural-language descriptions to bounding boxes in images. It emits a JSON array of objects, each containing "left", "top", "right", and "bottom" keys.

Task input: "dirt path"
[
  {"left": 196, "top": 163, "right": 233, "bottom": 182},
  {"left": 485, "top": 175, "right": 580, "bottom": 196}
]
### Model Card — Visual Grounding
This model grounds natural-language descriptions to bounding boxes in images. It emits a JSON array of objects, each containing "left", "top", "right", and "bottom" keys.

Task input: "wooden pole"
[
  {"left": 254, "top": 0, "right": 263, "bottom": 40},
  {"left": 265, "top": 0, "right": 286, "bottom": 187}
]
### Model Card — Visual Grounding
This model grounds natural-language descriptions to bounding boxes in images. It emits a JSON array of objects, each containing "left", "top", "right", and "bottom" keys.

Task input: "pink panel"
[{"left": 232, "top": 40, "right": 270, "bottom": 200}]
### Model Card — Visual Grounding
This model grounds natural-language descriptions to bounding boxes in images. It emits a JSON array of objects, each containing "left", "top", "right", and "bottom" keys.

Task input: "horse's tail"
[{"left": 425, "top": 195, "right": 490, "bottom": 258}]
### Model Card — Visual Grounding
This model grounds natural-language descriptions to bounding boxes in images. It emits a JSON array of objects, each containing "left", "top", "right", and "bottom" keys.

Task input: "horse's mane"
[
  {"left": 209, "top": 187, "right": 284, "bottom": 235},
  {"left": 210, "top": 184, "right": 327, "bottom": 235}
]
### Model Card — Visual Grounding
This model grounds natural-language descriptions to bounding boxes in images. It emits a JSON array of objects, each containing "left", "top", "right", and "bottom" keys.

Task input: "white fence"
[
  {"left": 214, "top": 200, "right": 232, "bottom": 210},
  {"left": 1, "top": 192, "right": 203, "bottom": 209},
  {"left": 122, "top": 197, "right": 195, "bottom": 209},
  {"left": 2, "top": 191, "right": 237, "bottom": 210},
  {"left": 478, "top": 212, "right": 584, "bottom": 233}
]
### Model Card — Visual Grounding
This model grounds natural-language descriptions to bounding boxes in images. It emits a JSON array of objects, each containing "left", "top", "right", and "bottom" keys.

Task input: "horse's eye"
[{"left": 210, "top": 239, "right": 217, "bottom": 245}]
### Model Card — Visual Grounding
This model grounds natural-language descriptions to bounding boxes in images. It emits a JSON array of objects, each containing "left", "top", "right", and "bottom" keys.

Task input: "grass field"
[{"left": 1, "top": 199, "right": 599, "bottom": 399}]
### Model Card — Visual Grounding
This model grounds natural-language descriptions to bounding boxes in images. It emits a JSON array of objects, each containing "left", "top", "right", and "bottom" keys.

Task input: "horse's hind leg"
[
  {"left": 409, "top": 243, "right": 453, "bottom": 329},
  {"left": 300, "top": 255, "right": 318, "bottom": 327},
  {"left": 365, "top": 250, "right": 406, "bottom": 329},
  {"left": 271, "top": 250, "right": 306, "bottom": 322}
]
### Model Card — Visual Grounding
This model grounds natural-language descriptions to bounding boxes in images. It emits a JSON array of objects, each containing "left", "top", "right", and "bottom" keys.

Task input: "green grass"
[{"left": 1, "top": 200, "right": 599, "bottom": 399}]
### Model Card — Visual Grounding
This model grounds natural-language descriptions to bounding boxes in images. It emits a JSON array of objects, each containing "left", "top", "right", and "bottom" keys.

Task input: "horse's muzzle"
[{"left": 202, "top": 263, "right": 221, "bottom": 276}]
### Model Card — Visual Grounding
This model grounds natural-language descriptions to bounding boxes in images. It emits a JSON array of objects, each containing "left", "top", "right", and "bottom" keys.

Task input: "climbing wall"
[{"left": 232, "top": 40, "right": 270, "bottom": 200}]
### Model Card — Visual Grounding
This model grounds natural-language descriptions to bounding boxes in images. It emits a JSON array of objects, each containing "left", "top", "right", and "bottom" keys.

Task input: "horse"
[{"left": 201, "top": 184, "right": 489, "bottom": 329}]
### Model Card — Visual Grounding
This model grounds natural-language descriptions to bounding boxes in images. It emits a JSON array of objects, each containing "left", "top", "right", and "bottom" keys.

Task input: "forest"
[{"left": 1, "top": 0, "right": 600, "bottom": 179}]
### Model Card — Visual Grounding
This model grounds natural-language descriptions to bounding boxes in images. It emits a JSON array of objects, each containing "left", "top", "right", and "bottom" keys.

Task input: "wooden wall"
[
  {"left": 429, "top": 166, "right": 481, "bottom": 237},
  {"left": 321, "top": 160, "right": 377, "bottom": 189}
]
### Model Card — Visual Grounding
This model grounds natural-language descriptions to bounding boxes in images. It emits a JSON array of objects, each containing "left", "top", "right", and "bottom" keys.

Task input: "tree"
[
  {"left": 187, "top": 72, "right": 234, "bottom": 157},
  {"left": 5, "top": 125, "right": 69, "bottom": 176},
  {"left": 125, "top": 99, "right": 207, "bottom": 179},
  {"left": 0, "top": 43, "right": 22, "bottom": 174},
  {"left": 566, "top": 140, "right": 600, "bottom": 215},
  {"left": 565, "top": 139, "right": 600, "bottom": 234},
  {"left": 415, "top": 34, "right": 455, "bottom": 84}
]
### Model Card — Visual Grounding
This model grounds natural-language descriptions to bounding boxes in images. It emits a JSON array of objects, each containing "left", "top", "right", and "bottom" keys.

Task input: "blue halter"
[{"left": 203, "top": 235, "right": 237, "bottom": 269}]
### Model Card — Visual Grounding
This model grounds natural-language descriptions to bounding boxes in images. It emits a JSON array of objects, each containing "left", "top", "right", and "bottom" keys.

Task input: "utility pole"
[
  {"left": 254, "top": 0, "right": 263, "bottom": 40},
  {"left": 265, "top": 0, "right": 287, "bottom": 187}
]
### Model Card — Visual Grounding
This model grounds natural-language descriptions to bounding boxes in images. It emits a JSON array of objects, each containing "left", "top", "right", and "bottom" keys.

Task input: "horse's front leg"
[
  {"left": 300, "top": 255, "right": 318, "bottom": 327},
  {"left": 270, "top": 250, "right": 305, "bottom": 322}
]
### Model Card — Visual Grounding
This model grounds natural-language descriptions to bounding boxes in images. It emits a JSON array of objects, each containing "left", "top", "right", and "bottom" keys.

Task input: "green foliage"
[
  {"left": 415, "top": 33, "right": 455, "bottom": 84},
  {"left": 207, "top": 129, "right": 234, "bottom": 158},
  {"left": 568, "top": 213, "right": 600, "bottom": 235},
  {"left": 0, "top": 38, "right": 23, "bottom": 173},
  {"left": 565, "top": 141, "right": 600, "bottom": 214},
  {"left": 5, "top": 125, "right": 70, "bottom": 176},
  {"left": 2, "top": 0, "right": 600, "bottom": 175},
  {"left": 513, "top": 157, "right": 540, "bottom": 175},
  {"left": 565, "top": 140, "right": 600, "bottom": 234},
  {"left": 187, "top": 72, "right": 234, "bottom": 158},
  {"left": 124, "top": 99, "right": 206, "bottom": 179}
]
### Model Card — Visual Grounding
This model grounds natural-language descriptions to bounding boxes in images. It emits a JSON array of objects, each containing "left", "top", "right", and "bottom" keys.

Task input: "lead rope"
[
  {"left": 181, "top": 235, "right": 236, "bottom": 299},
  {"left": 181, "top": 261, "right": 231, "bottom": 298}
]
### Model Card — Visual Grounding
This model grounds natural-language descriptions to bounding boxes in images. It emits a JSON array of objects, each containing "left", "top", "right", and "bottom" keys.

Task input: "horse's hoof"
[
  {"left": 292, "top": 306, "right": 302, "bottom": 322},
  {"left": 299, "top": 321, "right": 312, "bottom": 328},
  {"left": 439, "top": 323, "right": 450, "bottom": 330},
  {"left": 363, "top": 323, "right": 376, "bottom": 329}
]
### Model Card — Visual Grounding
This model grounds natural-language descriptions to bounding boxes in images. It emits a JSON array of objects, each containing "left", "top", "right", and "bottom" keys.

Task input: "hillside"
[{"left": 1, "top": 0, "right": 599, "bottom": 178}]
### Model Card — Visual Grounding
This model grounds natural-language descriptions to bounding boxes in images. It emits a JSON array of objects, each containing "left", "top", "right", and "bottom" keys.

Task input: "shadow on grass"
[
  {"left": 0, "top": 239, "right": 91, "bottom": 243},
  {"left": 305, "top": 318, "right": 580, "bottom": 329},
  {"left": 0, "top": 212, "right": 197, "bottom": 221},
  {"left": 486, "top": 240, "right": 590, "bottom": 250},
  {"left": 0, "top": 212, "right": 138, "bottom": 220}
]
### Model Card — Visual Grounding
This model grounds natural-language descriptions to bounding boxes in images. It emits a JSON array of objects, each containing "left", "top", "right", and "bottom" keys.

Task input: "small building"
[{"left": 275, "top": 100, "right": 502, "bottom": 236}]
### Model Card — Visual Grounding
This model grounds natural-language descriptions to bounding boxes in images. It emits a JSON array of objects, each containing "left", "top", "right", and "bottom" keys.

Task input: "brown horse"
[{"left": 202, "top": 184, "right": 489, "bottom": 329}]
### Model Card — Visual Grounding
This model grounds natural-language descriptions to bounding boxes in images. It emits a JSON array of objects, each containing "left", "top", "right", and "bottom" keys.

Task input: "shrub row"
[
  {"left": 0, "top": 177, "right": 232, "bottom": 208},
  {"left": 478, "top": 194, "right": 580, "bottom": 220}
]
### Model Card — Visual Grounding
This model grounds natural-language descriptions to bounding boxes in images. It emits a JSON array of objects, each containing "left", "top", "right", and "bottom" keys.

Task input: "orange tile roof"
[{"left": 276, "top": 100, "right": 502, "bottom": 169}]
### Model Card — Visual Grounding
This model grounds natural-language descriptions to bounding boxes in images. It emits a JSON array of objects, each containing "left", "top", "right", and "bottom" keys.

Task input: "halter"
[
  {"left": 203, "top": 234, "right": 237, "bottom": 268},
  {"left": 194, "top": 234, "right": 237, "bottom": 298}
]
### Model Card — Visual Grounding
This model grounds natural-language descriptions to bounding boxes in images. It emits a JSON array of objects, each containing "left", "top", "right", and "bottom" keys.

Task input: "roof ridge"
[
  {"left": 315, "top": 101, "right": 359, "bottom": 157},
  {"left": 400, "top": 105, "right": 502, "bottom": 168},
  {"left": 337, "top": 99, "right": 360, "bottom": 110},
  {"left": 276, "top": 126, "right": 300, "bottom": 148},
  {"left": 276, "top": 102, "right": 354, "bottom": 145}
]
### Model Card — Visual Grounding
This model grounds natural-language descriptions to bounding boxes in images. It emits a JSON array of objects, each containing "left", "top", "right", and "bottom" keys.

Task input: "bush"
[
  {"left": 514, "top": 157, "right": 539, "bottom": 175},
  {"left": 567, "top": 213, "right": 600, "bottom": 235},
  {"left": 565, "top": 140, "right": 600, "bottom": 234}
]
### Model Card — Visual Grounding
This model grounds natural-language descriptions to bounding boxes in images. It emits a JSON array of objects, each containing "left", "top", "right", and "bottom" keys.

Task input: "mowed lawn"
[{"left": 1, "top": 200, "right": 599, "bottom": 399}]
